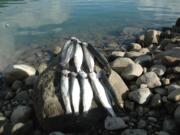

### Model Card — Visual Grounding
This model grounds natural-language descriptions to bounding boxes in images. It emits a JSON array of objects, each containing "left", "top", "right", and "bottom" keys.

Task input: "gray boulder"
[
  {"left": 128, "top": 88, "right": 152, "bottom": 104},
  {"left": 136, "top": 72, "right": 161, "bottom": 88}
]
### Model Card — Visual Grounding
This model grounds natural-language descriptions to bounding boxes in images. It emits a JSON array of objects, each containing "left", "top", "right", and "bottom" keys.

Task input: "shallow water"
[{"left": 0, "top": 0, "right": 180, "bottom": 69}]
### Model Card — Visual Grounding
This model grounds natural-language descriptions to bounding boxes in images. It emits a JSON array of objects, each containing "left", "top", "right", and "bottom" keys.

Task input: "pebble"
[
  {"left": 52, "top": 46, "right": 61, "bottom": 55},
  {"left": 111, "top": 51, "right": 125, "bottom": 57},
  {"left": 150, "top": 64, "right": 166, "bottom": 76},
  {"left": 136, "top": 72, "right": 161, "bottom": 88},
  {"left": 121, "top": 129, "right": 147, "bottom": 135},
  {"left": 104, "top": 116, "right": 127, "bottom": 130},
  {"left": 128, "top": 88, "right": 152, "bottom": 104},
  {"left": 11, "top": 105, "right": 32, "bottom": 123},
  {"left": 154, "top": 88, "right": 167, "bottom": 96},
  {"left": 150, "top": 94, "right": 162, "bottom": 107},
  {"left": 174, "top": 105, "right": 180, "bottom": 124},
  {"left": 167, "top": 89, "right": 180, "bottom": 102},
  {"left": 130, "top": 43, "right": 142, "bottom": 51},
  {"left": 137, "top": 119, "right": 146, "bottom": 129},
  {"left": 125, "top": 51, "right": 145, "bottom": 58},
  {"left": 135, "top": 55, "right": 152, "bottom": 66}
]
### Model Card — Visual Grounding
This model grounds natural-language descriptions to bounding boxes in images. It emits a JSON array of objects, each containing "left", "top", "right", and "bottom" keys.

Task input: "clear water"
[{"left": 0, "top": 0, "right": 180, "bottom": 69}]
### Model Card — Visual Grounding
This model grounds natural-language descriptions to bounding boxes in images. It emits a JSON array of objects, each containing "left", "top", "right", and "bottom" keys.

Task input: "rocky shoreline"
[{"left": 0, "top": 18, "right": 180, "bottom": 135}]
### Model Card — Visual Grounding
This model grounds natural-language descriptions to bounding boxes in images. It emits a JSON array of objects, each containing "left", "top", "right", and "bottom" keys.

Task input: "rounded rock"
[{"left": 150, "top": 64, "right": 166, "bottom": 76}]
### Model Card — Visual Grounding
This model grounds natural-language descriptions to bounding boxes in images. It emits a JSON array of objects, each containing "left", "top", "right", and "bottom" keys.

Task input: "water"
[{"left": 0, "top": 0, "right": 180, "bottom": 69}]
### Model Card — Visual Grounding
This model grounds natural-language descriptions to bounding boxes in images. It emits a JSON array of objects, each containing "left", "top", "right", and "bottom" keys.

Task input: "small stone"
[
  {"left": 121, "top": 129, "right": 147, "bottom": 135},
  {"left": 11, "top": 105, "right": 32, "bottom": 123},
  {"left": 144, "top": 30, "right": 161, "bottom": 46},
  {"left": 139, "top": 48, "right": 150, "bottom": 54},
  {"left": 137, "top": 119, "right": 146, "bottom": 129},
  {"left": 125, "top": 51, "right": 144, "bottom": 58},
  {"left": 105, "top": 116, "right": 127, "bottom": 130},
  {"left": 11, "top": 80, "right": 23, "bottom": 91},
  {"left": 130, "top": 43, "right": 142, "bottom": 51},
  {"left": 111, "top": 51, "right": 125, "bottom": 57},
  {"left": 136, "top": 72, "right": 161, "bottom": 88},
  {"left": 52, "top": 46, "right": 61, "bottom": 55},
  {"left": 0, "top": 116, "right": 6, "bottom": 121},
  {"left": 150, "top": 94, "right": 162, "bottom": 107},
  {"left": 167, "top": 89, "right": 180, "bottom": 102},
  {"left": 140, "top": 84, "right": 148, "bottom": 89},
  {"left": 49, "top": 132, "right": 65, "bottom": 135},
  {"left": 173, "top": 66, "right": 180, "bottom": 73},
  {"left": 121, "top": 63, "right": 143, "bottom": 80},
  {"left": 156, "top": 131, "right": 170, "bottom": 135},
  {"left": 174, "top": 105, "right": 180, "bottom": 124},
  {"left": 154, "top": 88, "right": 168, "bottom": 96},
  {"left": 162, "top": 78, "right": 170, "bottom": 86},
  {"left": 111, "top": 57, "right": 134, "bottom": 74},
  {"left": 135, "top": 55, "right": 152, "bottom": 66},
  {"left": 150, "top": 65, "right": 166, "bottom": 76},
  {"left": 163, "top": 118, "right": 176, "bottom": 132},
  {"left": 124, "top": 100, "right": 135, "bottom": 111},
  {"left": 148, "top": 117, "right": 157, "bottom": 122},
  {"left": 128, "top": 88, "right": 152, "bottom": 104}
]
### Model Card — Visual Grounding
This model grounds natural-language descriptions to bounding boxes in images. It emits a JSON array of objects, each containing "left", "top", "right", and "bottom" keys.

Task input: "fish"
[
  {"left": 79, "top": 71, "right": 93, "bottom": 113},
  {"left": 87, "top": 43, "right": 111, "bottom": 75},
  {"left": 89, "top": 72, "right": 116, "bottom": 117},
  {"left": 82, "top": 42, "right": 95, "bottom": 73},
  {"left": 60, "top": 70, "right": 72, "bottom": 114},
  {"left": 74, "top": 42, "right": 83, "bottom": 72},
  {"left": 70, "top": 72, "right": 81, "bottom": 115},
  {"left": 60, "top": 42, "right": 75, "bottom": 67}
]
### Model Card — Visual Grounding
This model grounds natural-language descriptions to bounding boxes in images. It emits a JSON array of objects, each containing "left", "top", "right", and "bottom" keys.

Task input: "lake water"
[{"left": 0, "top": 0, "right": 180, "bottom": 69}]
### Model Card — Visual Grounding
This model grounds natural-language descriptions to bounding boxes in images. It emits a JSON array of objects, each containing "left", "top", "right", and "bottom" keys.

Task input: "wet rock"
[
  {"left": 150, "top": 64, "right": 166, "bottom": 76},
  {"left": 104, "top": 116, "right": 127, "bottom": 130},
  {"left": 159, "top": 47, "right": 180, "bottom": 65},
  {"left": 108, "top": 70, "right": 129, "bottom": 107},
  {"left": 135, "top": 55, "right": 152, "bottom": 66},
  {"left": 111, "top": 51, "right": 125, "bottom": 57},
  {"left": 121, "top": 63, "right": 143, "bottom": 80},
  {"left": 163, "top": 118, "right": 176, "bottom": 133},
  {"left": 11, "top": 105, "right": 32, "bottom": 123},
  {"left": 121, "top": 129, "right": 147, "bottom": 135},
  {"left": 12, "top": 80, "right": 23, "bottom": 91},
  {"left": 111, "top": 57, "right": 134, "bottom": 74},
  {"left": 144, "top": 30, "right": 161, "bottom": 46},
  {"left": 166, "top": 84, "right": 180, "bottom": 94},
  {"left": 49, "top": 132, "right": 65, "bottom": 135},
  {"left": 136, "top": 72, "right": 161, "bottom": 88},
  {"left": 130, "top": 43, "right": 142, "bottom": 51},
  {"left": 174, "top": 105, "right": 180, "bottom": 124},
  {"left": 173, "top": 66, "right": 180, "bottom": 73},
  {"left": 167, "top": 89, "right": 180, "bottom": 102},
  {"left": 128, "top": 88, "right": 152, "bottom": 104},
  {"left": 4, "top": 64, "right": 36, "bottom": 84},
  {"left": 125, "top": 51, "right": 144, "bottom": 58},
  {"left": 150, "top": 94, "right": 162, "bottom": 107}
]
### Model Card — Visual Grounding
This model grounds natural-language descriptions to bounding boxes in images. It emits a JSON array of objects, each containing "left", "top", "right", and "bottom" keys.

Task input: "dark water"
[{"left": 0, "top": 0, "right": 180, "bottom": 69}]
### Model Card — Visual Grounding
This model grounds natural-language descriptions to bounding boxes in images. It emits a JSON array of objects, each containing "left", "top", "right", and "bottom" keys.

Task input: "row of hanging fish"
[{"left": 59, "top": 37, "right": 116, "bottom": 117}]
